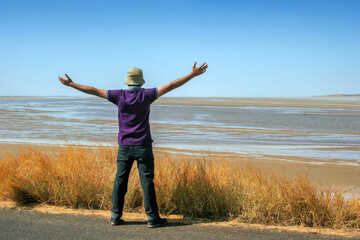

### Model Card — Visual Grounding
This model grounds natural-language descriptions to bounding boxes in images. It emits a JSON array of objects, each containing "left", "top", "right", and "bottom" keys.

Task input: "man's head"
[{"left": 125, "top": 67, "right": 145, "bottom": 86}]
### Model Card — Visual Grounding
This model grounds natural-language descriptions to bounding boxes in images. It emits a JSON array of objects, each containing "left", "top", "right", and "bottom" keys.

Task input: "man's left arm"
[{"left": 58, "top": 74, "right": 107, "bottom": 99}]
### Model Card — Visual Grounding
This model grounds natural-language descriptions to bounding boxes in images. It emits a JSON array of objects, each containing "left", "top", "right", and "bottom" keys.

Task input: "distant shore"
[
  {"left": 314, "top": 94, "right": 360, "bottom": 97},
  {"left": 153, "top": 96, "right": 360, "bottom": 109}
]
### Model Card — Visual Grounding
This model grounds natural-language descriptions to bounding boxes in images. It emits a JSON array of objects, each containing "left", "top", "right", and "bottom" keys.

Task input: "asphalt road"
[{"left": 0, "top": 207, "right": 358, "bottom": 240}]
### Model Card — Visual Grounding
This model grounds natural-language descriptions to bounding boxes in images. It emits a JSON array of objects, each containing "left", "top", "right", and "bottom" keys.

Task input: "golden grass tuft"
[{"left": 0, "top": 145, "right": 359, "bottom": 229}]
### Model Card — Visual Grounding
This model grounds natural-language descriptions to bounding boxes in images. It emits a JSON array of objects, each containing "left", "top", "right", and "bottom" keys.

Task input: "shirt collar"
[{"left": 127, "top": 86, "right": 142, "bottom": 91}]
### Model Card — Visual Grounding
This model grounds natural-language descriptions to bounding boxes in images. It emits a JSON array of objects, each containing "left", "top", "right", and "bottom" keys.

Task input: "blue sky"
[{"left": 1, "top": 0, "right": 359, "bottom": 97}]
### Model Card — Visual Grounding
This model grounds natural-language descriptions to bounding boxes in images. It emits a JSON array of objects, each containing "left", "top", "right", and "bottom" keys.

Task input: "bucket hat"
[{"left": 124, "top": 67, "right": 145, "bottom": 85}]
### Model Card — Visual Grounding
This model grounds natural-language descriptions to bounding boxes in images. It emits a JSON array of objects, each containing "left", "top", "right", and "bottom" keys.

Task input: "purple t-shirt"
[{"left": 107, "top": 87, "right": 158, "bottom": 146}]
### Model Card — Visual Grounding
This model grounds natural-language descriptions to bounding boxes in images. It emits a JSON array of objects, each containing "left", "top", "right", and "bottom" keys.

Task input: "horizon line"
[{"left": 1, "top": 94, "right": 360, "bottom": 99}]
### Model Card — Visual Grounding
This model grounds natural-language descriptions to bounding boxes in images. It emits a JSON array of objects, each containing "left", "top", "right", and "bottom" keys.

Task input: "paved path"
[{"left": 0, "top": 207, "right": 357, "bottom": 240}]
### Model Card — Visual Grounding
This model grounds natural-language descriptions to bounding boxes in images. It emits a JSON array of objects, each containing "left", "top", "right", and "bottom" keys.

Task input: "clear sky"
[{"left": 1, "top": 0, "right": 359, "bottom": 97}]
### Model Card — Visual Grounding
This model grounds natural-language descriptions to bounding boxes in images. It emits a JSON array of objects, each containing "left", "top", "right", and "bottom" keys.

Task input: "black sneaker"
[
  {"left": 111, "top": 218, "right": 125, "bottom": 226},
  {"left": 147, "top": 217, "right": 167, "bottom": 228}
]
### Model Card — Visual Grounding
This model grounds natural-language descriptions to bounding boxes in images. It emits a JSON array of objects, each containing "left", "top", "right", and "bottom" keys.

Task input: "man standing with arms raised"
[{"left": 58, "top": 62, "right": 208, "bottom": 228}]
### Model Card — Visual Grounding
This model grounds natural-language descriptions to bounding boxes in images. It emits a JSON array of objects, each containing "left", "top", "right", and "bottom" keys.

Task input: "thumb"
[
  {"left": 193, "top": 62, "right": 197, "bottom": 69},
  {"left": 65, "top": 74, "right": 72, "bottom": 81}
]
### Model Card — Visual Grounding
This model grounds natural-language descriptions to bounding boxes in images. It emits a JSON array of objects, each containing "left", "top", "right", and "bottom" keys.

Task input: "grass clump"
[{"left": 0, "top": 145, "right": 359, "bottom": 229}]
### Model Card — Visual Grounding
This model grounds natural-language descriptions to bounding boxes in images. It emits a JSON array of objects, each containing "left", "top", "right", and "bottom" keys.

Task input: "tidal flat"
[{"left": 0, "top": 96, "right": 359, "bottom": 196}]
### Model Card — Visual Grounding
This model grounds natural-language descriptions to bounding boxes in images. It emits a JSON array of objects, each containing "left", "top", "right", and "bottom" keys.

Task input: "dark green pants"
[{"left": 111, "top": 144, "right": 160, "bottom": 221}]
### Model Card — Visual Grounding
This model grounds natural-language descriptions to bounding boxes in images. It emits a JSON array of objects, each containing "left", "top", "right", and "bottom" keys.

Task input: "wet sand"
[{"left": 1, "top": 142, "right": 359, "bottom": 197}]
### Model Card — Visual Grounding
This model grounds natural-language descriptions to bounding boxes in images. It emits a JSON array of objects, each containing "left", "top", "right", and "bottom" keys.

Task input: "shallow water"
[{"left": 0, "top": 97, "right": 359, "bottom": 164}]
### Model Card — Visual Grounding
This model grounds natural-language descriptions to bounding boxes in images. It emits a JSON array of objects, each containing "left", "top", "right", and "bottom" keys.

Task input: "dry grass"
[{"left": 0, "top": 145, "right": 359, "bottom": 229}]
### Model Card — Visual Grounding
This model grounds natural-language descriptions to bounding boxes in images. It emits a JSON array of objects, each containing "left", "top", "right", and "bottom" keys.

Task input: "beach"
[{"left": 1, "top": 96, "right": 359, "bottom": 197}]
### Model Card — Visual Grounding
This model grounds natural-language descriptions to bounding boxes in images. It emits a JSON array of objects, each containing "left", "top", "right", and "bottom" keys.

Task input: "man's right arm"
[{"left": 158, "top": 62, "right": 208, "bottom": 98}]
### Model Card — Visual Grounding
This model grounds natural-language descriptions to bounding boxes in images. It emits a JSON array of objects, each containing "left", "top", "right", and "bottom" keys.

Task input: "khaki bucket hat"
[{"left": 124, "top": 67, "right": 145, "bottom": 86}]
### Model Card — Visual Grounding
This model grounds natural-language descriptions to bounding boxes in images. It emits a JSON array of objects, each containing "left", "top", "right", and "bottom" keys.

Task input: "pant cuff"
[
  {"left": 111, "top": 211, "right": 122, "bottom": 221},
  {"left": 147, "top": 215, "right": 160, "bottom": 221}
]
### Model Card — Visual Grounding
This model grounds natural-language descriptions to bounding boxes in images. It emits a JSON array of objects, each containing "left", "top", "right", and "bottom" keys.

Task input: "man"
[{"left": 58, "top": 62, "right": 208, "bottom": 228}]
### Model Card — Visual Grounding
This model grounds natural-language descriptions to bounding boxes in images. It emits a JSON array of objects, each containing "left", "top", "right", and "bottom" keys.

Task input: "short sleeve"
[
  {"left": 107, "top": 89, "right": 122, "bottom": 105},
  {"left": 144, "top": 88, "right": 158, "bottom": 104}
]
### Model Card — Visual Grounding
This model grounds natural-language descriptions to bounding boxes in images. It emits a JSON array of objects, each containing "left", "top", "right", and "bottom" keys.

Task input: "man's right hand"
[{"left": 58, "top": 74, "right": 73, "bottom": 86}]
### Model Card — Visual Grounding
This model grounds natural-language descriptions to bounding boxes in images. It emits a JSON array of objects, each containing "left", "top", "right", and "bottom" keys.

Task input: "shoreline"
[{"left": 1, "top": 142, "right": 360, "bottom": 197}]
